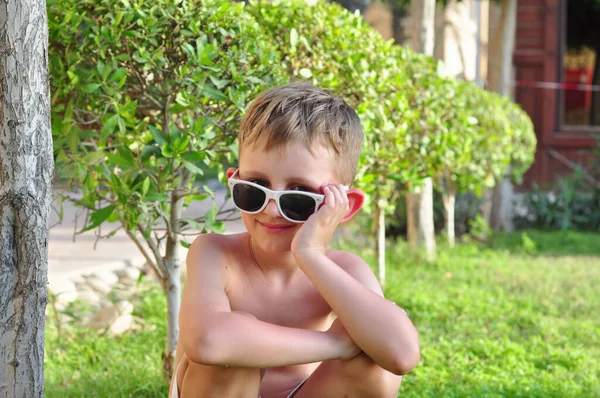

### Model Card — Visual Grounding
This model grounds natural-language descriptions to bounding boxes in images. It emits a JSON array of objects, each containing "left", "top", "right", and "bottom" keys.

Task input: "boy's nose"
[{"left": 263, "top": 199, "right": 281, "bottom": 218}]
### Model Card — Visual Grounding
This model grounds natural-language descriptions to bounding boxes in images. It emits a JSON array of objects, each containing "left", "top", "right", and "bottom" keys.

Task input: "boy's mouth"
[{"left": 257, "top": 220, "right": 295, "bottom": 233}]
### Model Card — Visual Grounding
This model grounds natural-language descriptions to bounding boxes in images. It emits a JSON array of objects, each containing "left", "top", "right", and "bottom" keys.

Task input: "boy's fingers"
[
  {"left": 330, "top": 184, "right": 348, "bottom": 209},
  {"left": 323, "top": 186, "right": 335, "bottom": 208}
]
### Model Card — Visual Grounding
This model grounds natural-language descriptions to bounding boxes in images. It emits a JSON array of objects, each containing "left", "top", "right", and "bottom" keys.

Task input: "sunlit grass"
[{"left": 45, "top": 231, "right": 600, "bottom": 397}]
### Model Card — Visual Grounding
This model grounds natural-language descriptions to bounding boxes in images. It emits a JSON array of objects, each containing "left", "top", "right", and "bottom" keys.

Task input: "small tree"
[{"left": 49, "top": 0, "right": 285, "bottom": 375}]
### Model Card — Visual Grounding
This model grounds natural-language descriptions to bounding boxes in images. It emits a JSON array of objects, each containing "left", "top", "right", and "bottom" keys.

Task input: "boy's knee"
[{"left": 182, "top": 357, "right": 263, "bottom": 388}]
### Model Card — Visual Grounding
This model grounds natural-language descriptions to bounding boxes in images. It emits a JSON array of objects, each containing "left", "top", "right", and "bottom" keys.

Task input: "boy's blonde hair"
[{"left": 239, "top": 82, "right": 364, "bottom": 185}]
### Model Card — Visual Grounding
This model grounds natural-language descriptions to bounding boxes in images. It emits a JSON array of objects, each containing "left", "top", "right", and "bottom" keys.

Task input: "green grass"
[
  {"left": 45, "top": 231, "right": 600, "bottom": 397},
  {"left": 45, "top": 282, "right": 168, "bottom": 397}
]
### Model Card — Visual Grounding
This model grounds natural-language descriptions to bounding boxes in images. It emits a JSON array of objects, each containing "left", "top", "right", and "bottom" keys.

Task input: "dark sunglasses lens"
[
  {"left": 232, "top": 184, "right": 266, "bottom": 212},
  {"left": 280, "top": 194, "right": 316, "bottom": 221}
]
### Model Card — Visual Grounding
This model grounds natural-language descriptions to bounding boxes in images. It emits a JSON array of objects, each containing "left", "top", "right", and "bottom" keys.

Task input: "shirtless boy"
[{"left": 170, "top": 82, "right": 420, "bottom": 398}]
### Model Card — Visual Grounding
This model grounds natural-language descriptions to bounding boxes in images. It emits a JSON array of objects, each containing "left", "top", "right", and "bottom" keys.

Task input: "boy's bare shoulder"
[
  {"left": 326, "top": 249, "right": 383, "bottom": 295},
  {"left": 186, "top": 232, "right": 245, "bottom": 266}
]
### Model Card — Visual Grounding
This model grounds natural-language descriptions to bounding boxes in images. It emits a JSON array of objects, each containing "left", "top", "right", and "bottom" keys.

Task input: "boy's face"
[{"left": 227, "top": 141, "right": 339, "bottom": 253}]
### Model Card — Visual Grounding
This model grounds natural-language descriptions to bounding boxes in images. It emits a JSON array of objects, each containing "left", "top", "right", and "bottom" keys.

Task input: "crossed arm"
[
  {"left": 294, "top": 249, "right": 420, "bottom": 375},
  {"left": 179, "top": 234, "right": 420, "bottom": 375}
]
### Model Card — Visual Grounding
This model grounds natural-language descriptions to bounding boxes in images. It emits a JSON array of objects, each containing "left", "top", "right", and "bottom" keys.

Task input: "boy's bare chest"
[{"left": 226, "top": 269, "right": 332, "bottom": 329}]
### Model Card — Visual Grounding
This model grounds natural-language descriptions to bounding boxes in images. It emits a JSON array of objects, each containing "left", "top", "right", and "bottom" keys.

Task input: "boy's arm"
[
  {"left": 293, "top": 249, "right": 420, "bottom": 375},
  {"left": 179, "top": 234, "right": 345, "bottom": 368},
  {"left": 290, "top": 184, "right": 420, "bottom": 375}
]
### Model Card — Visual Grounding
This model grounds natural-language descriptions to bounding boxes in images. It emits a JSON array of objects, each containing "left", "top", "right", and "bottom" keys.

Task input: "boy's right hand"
[{"left": 327, "top": 317, "right": 361, "bottom": 360}]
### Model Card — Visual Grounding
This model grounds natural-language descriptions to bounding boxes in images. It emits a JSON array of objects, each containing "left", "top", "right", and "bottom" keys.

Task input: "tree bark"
[
  {"left": 442, "top": 190, "right": 456, "bottom": 248},
  {"left": 0, "top": 1, "right": 52, "bottom": 396},
  {"left": 405, "top": 193, "right": 419, "bottom": 253},
  {"left": 487, "top": 0, "right": 517, "bottom": 231},
  {"left": 406, "top": 179, "right": 437, "bottom": 261},
  {"left": 488, "top": 0, "right": 517, "bottom": 96},
  {"left": 411, "top": 0, "right": 436, "bottom": 56},
  {"left": 407, "top": 0, "right": 437, "bottom": 261},
  {"left": 160, "top": 180, "right": 188, "bottom": 379},
  {"left": 418, "top": 178, "right": 436, "bottom": 261}
]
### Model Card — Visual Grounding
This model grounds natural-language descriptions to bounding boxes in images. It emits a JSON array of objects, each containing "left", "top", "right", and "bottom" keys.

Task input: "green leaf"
[
  {"left": 180, "top": 218, "right": 203, "bottom": 230},
  {"left": 161, "top": 143, "right": 174, "bottom": 158},
  {"left": 175, "top": 92, "right": 189, "bottom": 107},
  {"left": 67, "top": 130, "right": 78, "bottom": 154},
  {"left": 142, "top": 177, "right": 150, "bottom": 196},
  {"left": 168, "top": 104, "right": 187, "bottom": 114},
  {"left": 110, "top": 68, "right": 128, "bottom": 83},
  {"left": 118, "top": 146, "right": 135, "bottom": 166},
  {"left": 180, "top": 240, "right": 191, "bottom": 249},
  {"left": 146, "top": 192, "right": 169, "bottom": 201},
  {"left": 106, "top": 151, "right": 134, "bottom": 168},
  {"left": 82, "top": 83, "right": 102, "bottom": 93},
  {"left": 209, "top": 76, "right": 230, "bottom": 89},
  {"left": 84, "top": 151, "right": 105, "bottom": 165},
  {"left": 202, "top": 86, "right": 228, "bottom": 102},
  {"left": 181, "top": 151, "right": 205, "bottom": 162},
  {"left": 101, "top": 114, "right": 119, "bottom": 138},
  {"left": 181, "top": 160, "right": 204, "bottom": 175},
  {"left": 149, "top": 125, "right": 166, "bottom": 145},
  {"left": 82, "top": 205, "right": 116, "bottom": 232},
  {"left": 204, "top": 204, "right": 225, "bottom": 234}
]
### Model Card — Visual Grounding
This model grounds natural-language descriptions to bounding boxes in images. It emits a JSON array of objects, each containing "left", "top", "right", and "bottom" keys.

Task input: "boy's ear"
[
  {"left": 226, "top": 167, "right": 237, "bottom": 179},
  {"left": 341, "top": 188, "right": 365, "bottom": 223}
]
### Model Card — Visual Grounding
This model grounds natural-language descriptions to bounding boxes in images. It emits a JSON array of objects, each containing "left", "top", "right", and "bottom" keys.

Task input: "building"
[
  {"left": 515, "top": 0, "right": 599, "bottom": 188},
  {"left": 364, "top": 0, "right": 600, "bottom": 189}
]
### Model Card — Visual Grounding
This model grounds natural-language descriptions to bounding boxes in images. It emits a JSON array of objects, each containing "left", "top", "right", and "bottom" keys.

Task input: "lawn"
[{"left": 44, "top": 231, "right": 600, "bottom": 397}]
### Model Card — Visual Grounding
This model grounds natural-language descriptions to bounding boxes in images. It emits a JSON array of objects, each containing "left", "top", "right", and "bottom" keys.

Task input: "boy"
[{"left": 171, "top": 83, "right": 420, "bottom": 398}]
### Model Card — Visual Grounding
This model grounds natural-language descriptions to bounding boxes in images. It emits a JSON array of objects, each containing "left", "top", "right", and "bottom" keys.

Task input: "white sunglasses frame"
[{"left": 227, "top": 170, "right": 325, "bottom": 223}]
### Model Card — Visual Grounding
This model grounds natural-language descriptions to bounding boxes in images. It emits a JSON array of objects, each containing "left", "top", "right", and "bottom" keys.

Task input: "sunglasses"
[{"left": 227, "top": 170, "right": 325, "bottom": 223}]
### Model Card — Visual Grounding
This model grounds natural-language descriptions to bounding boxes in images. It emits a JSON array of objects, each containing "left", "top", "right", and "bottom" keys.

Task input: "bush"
[
  {"left": 247, "top": 0, "right": 410, "bottom": 213},
  {"left": 515, "top": 172, "right": 600, "bottom": 230},
  {"left": 49, "top": 0, "right": 286, "bottom": 372}
]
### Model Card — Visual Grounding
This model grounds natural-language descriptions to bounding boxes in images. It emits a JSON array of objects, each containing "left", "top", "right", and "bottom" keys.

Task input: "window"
[{"left": 560, "top": 0, "right": 600, "bottom": 128}]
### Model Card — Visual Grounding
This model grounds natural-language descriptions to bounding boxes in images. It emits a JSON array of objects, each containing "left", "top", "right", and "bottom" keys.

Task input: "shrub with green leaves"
[
  {"left": 515, "top": 172, "right": 600, "bottom": 231},
  {"left": 247, "top": 0, "right": 409, "bottom": 214},
  {"left": 49, "top": 0, "right": 286, "bottom": 373}
]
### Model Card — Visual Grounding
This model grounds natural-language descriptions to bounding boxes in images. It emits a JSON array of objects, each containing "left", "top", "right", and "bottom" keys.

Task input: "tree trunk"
[
  {"left": 405, "top": 193, "right": 420, "bottom": 253},
  {"left": 488, "top": 0, "right": 517, "bottom": 96},
  {"left": 406, "top": 179, "right": 437, "bottom": 261},
  {"left": 376, "top": 204, "right": 386, "bottom": 287},
  {"left": 411, "top": 0, "right": 436, "bottom": 56},
  {"left": 162, "top": 259, "right": 181, "bottom": 380},
  {"left": 488, "top": 0, "right": 517, "bottom": 231},
  {"left": 442, "top": 190, "right": 456, "bottom": 247},
  {"left": 161, "top": 186, "right": 187, "bottom": 379},
  {"left": 0, "top": 1, "right": 52, "bottom": 396},
  {"left": 418, "top": 178, "right": 436, "bottom": 261},
  {"left": 391, "top": 6, "right": 407, "bottom": 45},
  {"left": 490, "top": 168, "right": 515, "bottom": 232},
  {"left": 407, "top": 0, "right": 437, "bottom": 260},
  {"left": 481, "top": 186, "right": 493, "bottom": 225}
]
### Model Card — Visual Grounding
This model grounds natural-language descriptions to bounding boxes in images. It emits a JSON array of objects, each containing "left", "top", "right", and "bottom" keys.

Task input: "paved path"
[{"left": 48, "top": 183, "right": 245, "bottom": 292}]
